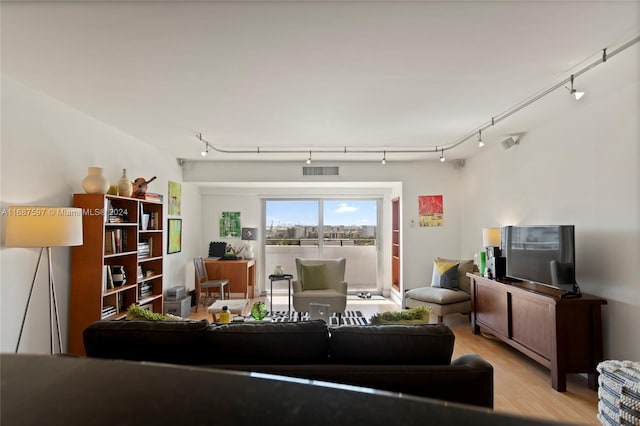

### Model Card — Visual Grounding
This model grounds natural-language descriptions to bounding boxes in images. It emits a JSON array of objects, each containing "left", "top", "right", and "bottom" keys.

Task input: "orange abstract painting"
[{"left": 418, "top": 195, "right": 443, "bottom": 227}]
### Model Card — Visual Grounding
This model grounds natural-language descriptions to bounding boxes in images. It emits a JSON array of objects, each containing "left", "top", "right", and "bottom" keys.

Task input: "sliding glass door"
[{"left": 264, "top": 198, "right": 379, "bottom": 294}]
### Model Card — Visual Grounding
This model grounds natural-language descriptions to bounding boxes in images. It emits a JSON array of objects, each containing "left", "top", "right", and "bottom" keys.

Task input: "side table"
[{"left": 268, "top": 274, "right": 294, "bottom": 314}]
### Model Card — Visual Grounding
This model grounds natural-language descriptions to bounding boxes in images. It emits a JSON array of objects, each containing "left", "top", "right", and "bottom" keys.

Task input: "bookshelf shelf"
[{"left": 69, "top": 194, "right": 165, "bottom": 355}]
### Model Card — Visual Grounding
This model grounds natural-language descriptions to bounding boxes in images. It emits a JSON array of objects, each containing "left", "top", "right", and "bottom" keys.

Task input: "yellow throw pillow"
[{"left": 431, "top": 259, "right": 460, "bottom": 290}]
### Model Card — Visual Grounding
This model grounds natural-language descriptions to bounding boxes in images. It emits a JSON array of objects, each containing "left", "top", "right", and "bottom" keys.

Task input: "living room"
[{"left": 1, "top": 1, "right": 638, "bottom": 424}]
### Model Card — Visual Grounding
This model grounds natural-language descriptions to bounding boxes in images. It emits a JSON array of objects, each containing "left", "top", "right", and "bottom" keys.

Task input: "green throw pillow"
[{"left": 300, "top": 264, "right": 329, "bottom": 290}]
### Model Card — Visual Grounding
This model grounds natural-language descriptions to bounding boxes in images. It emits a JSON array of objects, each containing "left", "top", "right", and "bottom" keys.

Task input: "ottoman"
[{"left": 207, "top": 299, "right": 249, "bottom": 322}]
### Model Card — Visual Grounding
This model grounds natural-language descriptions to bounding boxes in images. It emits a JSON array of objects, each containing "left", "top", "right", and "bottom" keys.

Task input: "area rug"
[{"left": 269, "top": 310, "right": 368, "bottom": 325}]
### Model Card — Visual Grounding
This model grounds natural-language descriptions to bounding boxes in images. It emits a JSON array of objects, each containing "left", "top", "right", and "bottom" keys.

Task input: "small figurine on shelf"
[{"left": 132, "top": 176, "right": 157, "bottom": 199}]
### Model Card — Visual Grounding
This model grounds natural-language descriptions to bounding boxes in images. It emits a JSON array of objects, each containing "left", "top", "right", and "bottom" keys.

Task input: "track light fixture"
[
  {"left": 306, "top": 151, "right": 312, "bottom": 164},
  {"left": 198, "top": 133, "right": 210, "bottom": 156},
  {"left": 567, "top": 74, "right": 585, "bottom": 100},
  {"left": 478, "top": 129, "right": 484, "bottom": 148},
  {"left": 381, "top": 150, "right": 386, "bottom": 165},
  {"left": 440, "top": 148, "right": 445, "bottom": 162}
]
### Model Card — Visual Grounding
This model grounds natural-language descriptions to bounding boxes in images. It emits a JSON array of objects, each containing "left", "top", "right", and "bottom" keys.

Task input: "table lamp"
[
  {"left": 482, "top": 227, "right": 501, "bottom": 258},
  {"left": 482, "top": 227, "right": 505, "bottom": 279},
  {"left": 5, "top": 206, "right": 83, "bottom": 354},
  {"left": 241, "top": 227, "right": 257, "bottom": 259}
]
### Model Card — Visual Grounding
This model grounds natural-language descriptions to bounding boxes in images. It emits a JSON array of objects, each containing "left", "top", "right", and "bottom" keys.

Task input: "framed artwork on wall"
[
  {"left": 168, "top": 218, "right": 182, "bottom": 254},
  {"left": 418, "top": 195, "right": 444, "bottom": 227},
  {"left": 220, "top": 211, "right": 241, "bottom": 237},
  {"left": 168, "top": 181, "right": 182, "bottom": 216}
]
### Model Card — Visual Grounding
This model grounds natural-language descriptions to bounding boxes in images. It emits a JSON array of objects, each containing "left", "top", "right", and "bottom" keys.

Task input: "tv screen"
[{"left": 502, "top": 225, "right": 577, "bottom": 293}]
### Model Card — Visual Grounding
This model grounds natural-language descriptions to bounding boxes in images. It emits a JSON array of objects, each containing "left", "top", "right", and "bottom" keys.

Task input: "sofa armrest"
[
  {"left": 339, "top": 281, "right": 347, "bottom": 294},
  {"left": 450, "top": 353, "right": 494, "bottom": 408},
  {"left": 292, "top": 280, "right": 302, "bottom": 293}
]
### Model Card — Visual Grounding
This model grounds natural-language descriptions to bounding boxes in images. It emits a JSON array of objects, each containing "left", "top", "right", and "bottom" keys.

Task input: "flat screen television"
[{"left": 501, "top": 225, "right": 579, "bottom": 295}]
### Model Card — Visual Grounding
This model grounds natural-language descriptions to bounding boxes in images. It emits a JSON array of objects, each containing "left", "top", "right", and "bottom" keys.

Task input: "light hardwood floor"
[{"left": 188, "top": 295, "right": 598, "bottom": 425}]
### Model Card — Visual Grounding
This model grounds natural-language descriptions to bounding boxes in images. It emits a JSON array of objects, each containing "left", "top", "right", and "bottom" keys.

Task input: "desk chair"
[{"left": 194, "top": 257, "right": 230, "bottom": 312}]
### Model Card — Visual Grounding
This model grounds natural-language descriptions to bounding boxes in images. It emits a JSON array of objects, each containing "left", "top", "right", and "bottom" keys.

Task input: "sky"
[{"left": 266, "top": 200, "right": 377, "bottom": 226}]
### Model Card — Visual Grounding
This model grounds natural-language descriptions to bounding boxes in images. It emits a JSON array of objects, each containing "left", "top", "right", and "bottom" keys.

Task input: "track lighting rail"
[{"left": 195, "top": 34, "right": 639, "bottom": 161}]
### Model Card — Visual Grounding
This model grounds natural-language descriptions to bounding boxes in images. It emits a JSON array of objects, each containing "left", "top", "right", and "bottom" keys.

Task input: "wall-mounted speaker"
[{"left": 501, "top": 136, "right": 520, "bottom": 150}]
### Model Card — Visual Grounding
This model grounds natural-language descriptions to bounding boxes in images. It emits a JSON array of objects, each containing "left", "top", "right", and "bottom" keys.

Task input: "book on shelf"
[
  {"left": 105, "top": 229, "right": 128, "bottom": 254},
  {"left": 145, "top": 192, "right": 163, "bottom": 202},
  {"left": 104, "top": 265, "right": 114, "bottom": 290},
  {"left": 101, "top": 305, "right": 117, "bottom": 319},
  {"left": 138, "top": 237, "right": 153, "bottom": 258}
]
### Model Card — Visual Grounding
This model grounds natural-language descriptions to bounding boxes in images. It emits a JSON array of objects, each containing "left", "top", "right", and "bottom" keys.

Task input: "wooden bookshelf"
[{"left": 68, "top": 194, "right": 164, "bottom": 355}]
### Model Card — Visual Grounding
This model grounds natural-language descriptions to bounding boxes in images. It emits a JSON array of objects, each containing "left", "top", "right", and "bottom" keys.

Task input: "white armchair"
[{"left": 292, "top": 258, "right": 347, "bottom": 322}]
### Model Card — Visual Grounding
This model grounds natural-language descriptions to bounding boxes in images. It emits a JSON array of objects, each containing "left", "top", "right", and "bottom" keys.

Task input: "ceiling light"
[
  {"left": 440, "top": 149, "right": 445, "bottom": 162},
  {"left": 306, "top": 151, "right": 312, "bottom": 164},
  {"left": 567, "top": 74, "right": 585, "bottom": 100},
  {"left": 478, "top": 130, "right": 485, "bottom": 148},
  {"left": 198, "top": 133, "right": 209, "bottom": 156},
  {"left": 381, "top": 150, "right": 386, "bottom": 165}
]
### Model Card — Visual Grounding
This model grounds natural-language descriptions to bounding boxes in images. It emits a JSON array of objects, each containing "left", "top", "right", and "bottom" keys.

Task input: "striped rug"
[{"left": 269, "top": 310, "right": 368, "bottom": 325}]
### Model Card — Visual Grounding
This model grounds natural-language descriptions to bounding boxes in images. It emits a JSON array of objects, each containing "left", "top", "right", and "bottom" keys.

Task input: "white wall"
[
  {"left": 459, "top": 65, "right": 640, "bottom": 359},
  {"left": 185, "top": 160, "right": 463, "bottom": 299},
  {"left": 0, "top": 77, "right": 201, "bottom": 353}
]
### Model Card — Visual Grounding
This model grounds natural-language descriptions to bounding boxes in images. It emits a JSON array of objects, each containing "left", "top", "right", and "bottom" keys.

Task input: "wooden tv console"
[{"left": 467, "top": 273, "right": 607, "bottom": 392}]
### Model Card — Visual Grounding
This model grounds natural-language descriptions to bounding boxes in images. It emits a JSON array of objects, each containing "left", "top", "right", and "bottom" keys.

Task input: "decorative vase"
[
  {"left": 251, "top": 301, "right": 268, "bottom": 320},
  {"left": 111, "top": 265, "right": 126, "bottom": 287},
  {"left": 273, "top": 265, "right": 284, "bottom": 276},
  {"left": 479, "top": 252, "right": 487, "bottom": 276},
  {"left": 82, "top": 167, "right": 109, "bottom": 194},
  {"left": 117, "top": 169, "right": 133, "bottom": 197},
  {"left": 243, "top": 243, "right": 255, "bottom": 260}
]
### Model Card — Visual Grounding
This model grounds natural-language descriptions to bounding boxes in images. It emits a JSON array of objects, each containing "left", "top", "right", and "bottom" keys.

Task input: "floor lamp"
[{"left": 5, "top": 206, "right": 83, "bottom": 354}]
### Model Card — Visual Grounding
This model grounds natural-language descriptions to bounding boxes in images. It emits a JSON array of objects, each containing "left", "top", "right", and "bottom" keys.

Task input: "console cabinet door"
[
  {"left": 510, "top": 293, "right": 553, "bottom": 360},
  {"left": 475, "top": 281, "right": 509, "bottom": 338}
]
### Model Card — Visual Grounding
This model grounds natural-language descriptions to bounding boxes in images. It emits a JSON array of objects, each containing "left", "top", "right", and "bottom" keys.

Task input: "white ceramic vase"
[
  {"left": 82, "top": 167, "right": 109, "bottom": 194},
  {"left": 118, "top": 168, "right": 133, "bottom": 197},
  {"left": 243, "top": 243, "right": 255, "bottom": 260}
]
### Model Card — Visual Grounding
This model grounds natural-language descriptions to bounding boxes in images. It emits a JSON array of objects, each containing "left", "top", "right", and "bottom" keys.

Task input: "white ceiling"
[{"left": 2, "top": 1, "right": 639, "bottom": 163}]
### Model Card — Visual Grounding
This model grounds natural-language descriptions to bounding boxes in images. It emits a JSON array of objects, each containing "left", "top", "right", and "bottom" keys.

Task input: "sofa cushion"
[
  {"left": 405, "top": 286, "right": 471, "bottom": 305},
  {"left": 83, "top": 320, "right": 211, "bottom": 364},
  {"left": 204, "top": 320, "right": 329, "bottom": 364},
  {"left": 329, "top": 324, "right": 454, "bottom": 365},
  {"left": 436, "top": 257, "right": 474, "bottom": 293},
  {"left": 300, "top": 263, "right": 329, "bottom": 290}
]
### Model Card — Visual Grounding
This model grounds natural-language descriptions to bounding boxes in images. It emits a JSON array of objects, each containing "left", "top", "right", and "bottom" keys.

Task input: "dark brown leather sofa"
[{"left": 83, "top": 320, "right": 493, "bottom": 408}]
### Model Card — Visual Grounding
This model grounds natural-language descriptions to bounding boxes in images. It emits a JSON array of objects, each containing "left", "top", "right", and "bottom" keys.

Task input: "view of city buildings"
[{"left": 265, "top": 224, "right": 376, "bottom": 245}]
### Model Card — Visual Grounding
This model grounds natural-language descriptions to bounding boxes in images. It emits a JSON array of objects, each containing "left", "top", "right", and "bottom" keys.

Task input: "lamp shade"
[
  {"left": 241, "top": 227, "right": 257, "bottom": 241},
  {"left": 5, "top": 206, "right": 83, "bottom": 247},
  {"left": 482, "top": 227, "right": 501, "bottom": 247}
]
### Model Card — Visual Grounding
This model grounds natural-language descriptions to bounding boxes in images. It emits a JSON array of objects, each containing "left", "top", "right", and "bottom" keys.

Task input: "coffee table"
[{"left": 207, "top": 298, "right": 249, "bottom": 322}]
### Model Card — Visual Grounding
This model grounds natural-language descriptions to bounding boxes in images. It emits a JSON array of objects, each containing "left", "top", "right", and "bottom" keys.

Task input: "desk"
[
  {"left": 268, "top": 274, "right": 293, "bottom": 313},
  {"left": 199, "top": 259, "right": 256, "bottom": 299}
]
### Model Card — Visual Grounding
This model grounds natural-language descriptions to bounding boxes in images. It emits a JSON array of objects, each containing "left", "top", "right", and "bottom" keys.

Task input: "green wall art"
[{"left": 220, "top": 212, "right": 241, "bottom": 237}]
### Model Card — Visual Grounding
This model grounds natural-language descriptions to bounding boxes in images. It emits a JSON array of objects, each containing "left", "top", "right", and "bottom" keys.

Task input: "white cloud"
[{"left": 335, "top": 203, "right": 358, "bottom": 213}]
